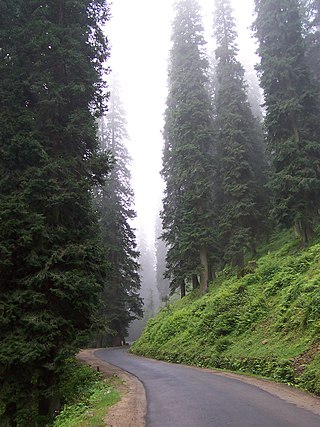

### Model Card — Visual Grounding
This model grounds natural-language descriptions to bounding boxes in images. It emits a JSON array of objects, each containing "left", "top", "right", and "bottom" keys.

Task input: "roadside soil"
[
  {"left": 78, "top": 349, "right": 320, "bottom": 427},
  {"left": 76, "top": 349, "right": 147, "bottom": 427},
  {"left": 203, "top": 367, "right": 320, "bottom": 416}
]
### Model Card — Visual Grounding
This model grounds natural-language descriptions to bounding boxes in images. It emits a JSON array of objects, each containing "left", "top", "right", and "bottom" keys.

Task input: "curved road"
[{"left": 95, "top": 348, "right": 320, "bottom": 427}]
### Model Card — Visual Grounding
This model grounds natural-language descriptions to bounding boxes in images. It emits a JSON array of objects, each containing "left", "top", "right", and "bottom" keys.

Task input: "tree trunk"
[
  {"left": 199, "top": 247, "right": 208, "bottom": 295},
  {"left": 4, "top": 402, "right": 17, "bottom": 427},
  {"left": 112, "top": 335, "right": 122, "bottom": 346},
  {"left": 208, "top": 264, "right": 216, "bottom": 282},
  {"left": 295, "top": 218, "right": 313, "bottom": 246},
  {"left": 251, "top": 242, "right": 257, "bottom": 257},
  {"left": 38, "top": 369, "right": 60, "bottom": 424},
  {"left": 232, "top": 249, "right": 244, "bottom": 270},
  {"left": 180, "top": 279, "right": 186, "bottom": 298},
  {"left": 192, "top": 275, "right": 199, "bottom": 289}
]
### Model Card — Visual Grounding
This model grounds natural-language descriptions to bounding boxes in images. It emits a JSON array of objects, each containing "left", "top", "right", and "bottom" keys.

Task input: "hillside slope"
[{"left": 131, "top": 231, "right": 320, "bottom": 395}]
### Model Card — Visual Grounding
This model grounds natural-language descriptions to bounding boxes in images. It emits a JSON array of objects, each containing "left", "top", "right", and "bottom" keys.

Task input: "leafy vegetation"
[
  {"left": 131, "top": 229, "right": 320, "bottom": 395},
  {"left": 52, "top": 359, "right": 119, "bottom": 427},
  {"left": 0, "top": 1, "right": 112, "bottom": 424}
]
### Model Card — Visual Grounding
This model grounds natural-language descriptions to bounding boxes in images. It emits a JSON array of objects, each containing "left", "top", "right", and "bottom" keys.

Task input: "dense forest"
[
  {"left": 0, "top": 0, "right": 320, "bottom": 425},
  {"left": 0, "top": 1, "right": 142, "bottom": 425},
  {"left": 133, "top": 0, "right": 320, "bottom": 397},
  {"left": 161, "top": 0, "right": 320, "bottom": 297}
]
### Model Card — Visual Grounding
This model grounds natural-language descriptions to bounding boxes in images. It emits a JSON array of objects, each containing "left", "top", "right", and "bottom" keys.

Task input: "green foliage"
[
  {"left": 92, "top": 78, "right": 142, "bottom": 347},
  {"left": 53, "top": 359, "right": 119, "bottom": 427},
  {"left": 301, "top": 0, "right": 320, "bottom": 90},
  {"left": 0, "top": 0, "right": 112, "bottom": 424},
  {"left": 132, "top": 230, "right": 320, "bottom": 395},
  {"left": 254, "top": 0, "right": 320, "bottom": 243},
  {"left": 161, "top": 0, "right": 217, "bottom": 295},
  {"left": 298, "top": 353, "right": 320, "bottom": 395},
  {"left": 213, "top": 0, "right": 268, "bottom": 268}
]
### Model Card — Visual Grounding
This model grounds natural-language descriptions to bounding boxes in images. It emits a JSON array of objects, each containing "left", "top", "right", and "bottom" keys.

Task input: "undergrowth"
[
  {"left": 131, "top": 230, "right": 320, "bottom": 395},
  {"left": 52, "top": 359, "right": 120, "bottom": 427}
]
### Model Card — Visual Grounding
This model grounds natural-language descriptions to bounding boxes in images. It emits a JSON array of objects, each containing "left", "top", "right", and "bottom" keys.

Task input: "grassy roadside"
[
  {"left": 131, "top": 229, "right": 320, "bottom": 395},
  {"left": 52, "top": 359, "right": 120, "bottom": 427}
]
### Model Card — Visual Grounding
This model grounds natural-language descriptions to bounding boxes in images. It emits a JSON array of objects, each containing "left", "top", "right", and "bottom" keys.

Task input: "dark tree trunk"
[
  {"left": 199, "top": 247, "right": 208, "bottom": 295},
  {"left": 232, "top": 250, "right": 244, "bottom": 270},
  {"left": 180, "top": 279, "right": 186, "bottom": 298},
  {"left": 296, "top": 218, "right": 313, "bottom": 247},
  {"left": 4, "top": 402, "right": 17, "bottom": 427},
  {"left": 112, "top": 335, "right": 123, "bottom": 347},
  {"left": 208, "top": 264, "right": 216, "bottom": 282},
  {"left": 38, "top": 369, "right": 60, "bottom": 424},
  {"left": 251, "top": 242, "right": 257, "bottom": 257},
  {"left": 192, "top": 275, "right": 199, "bottom": 289}
]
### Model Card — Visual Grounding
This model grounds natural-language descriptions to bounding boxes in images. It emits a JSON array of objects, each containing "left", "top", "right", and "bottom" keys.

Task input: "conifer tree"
[
  {"left": 213, "top": 0, "right": 268, "bottom": 268},
  {"left": 254, "top": 0, "right": 320, "bottom": 243},
  {"left": 244, "top": 65, "right": 264, "bottom": 122},
  {"left": 128, "top": 231, "right": 158, "bottom": 341},
  {"left": 302, "top": 0, "right": 320, "bottom": 90},
  {"left": 0, "top": 1, "right": 111, "bottom": 424},
  {"left": 95, "top": 79, "right": 142, "bottom": 346},
  {"left": 161, "top": 0, "right": 216, "bottom": 296},
  {"left": 155, "top": 214, "right": 170, "bottom": 303}
]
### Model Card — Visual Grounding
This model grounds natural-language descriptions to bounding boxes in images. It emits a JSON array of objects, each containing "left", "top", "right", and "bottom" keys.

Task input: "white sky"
[{"left": 106, "top": 0, "right": 257, "bottom": 246}]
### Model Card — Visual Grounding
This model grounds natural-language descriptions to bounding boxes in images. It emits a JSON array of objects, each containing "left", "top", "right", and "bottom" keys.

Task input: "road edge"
[
  {"left": 77, "top": 349, "right": 147, "bottom": 427},
  {"left": 127, "top": 350, "right": 320, "bottom": 417}
]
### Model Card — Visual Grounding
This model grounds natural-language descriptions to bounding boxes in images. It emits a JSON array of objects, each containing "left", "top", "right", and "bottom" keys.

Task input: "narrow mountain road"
[{"left": 95, "top": 348, "right": 320, "bottom": 427}]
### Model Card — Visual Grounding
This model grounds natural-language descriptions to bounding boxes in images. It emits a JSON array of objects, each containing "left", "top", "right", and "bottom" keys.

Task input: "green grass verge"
[
  {"left": 52, "top": 359, "right": 120, "bottom": 427},
  {"left": 131, "top": 229, "right": 320, "bottom": 395}
]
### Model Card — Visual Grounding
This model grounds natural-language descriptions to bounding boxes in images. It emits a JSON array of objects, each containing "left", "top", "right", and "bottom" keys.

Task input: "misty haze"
[{"left": 1, "top": 1, "right": 320, "bottom": 426}]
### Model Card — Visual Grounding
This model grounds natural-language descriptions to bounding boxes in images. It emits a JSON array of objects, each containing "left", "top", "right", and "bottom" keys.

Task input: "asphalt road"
[{"left": 95, "top": 348, "right": 320, "bottom": 427}]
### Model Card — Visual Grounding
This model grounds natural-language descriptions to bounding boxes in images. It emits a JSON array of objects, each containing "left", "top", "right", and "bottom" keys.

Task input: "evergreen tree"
[
  {"left": 245, "top": 65, "right": 264, "bottom": 122},
  {"left": 254, "top": 0, "right": 320, "bottom": 243},
  {"left": 155, "top": 214, "right": 170, "bottom": 303},
  {"left": 302, "top": 0, "right": 320, "bottom": 90},
  {"left": 128, "top": 231, "right": 158, "bottom": 341},
  {"left": 0, "top": 1, "right": 111, "bottom": 424},
  {"left": 95, "top": 79, "right": 142, "bottom": 346},
  {"left": 161, "top": 0, "right": 217, "bottom": 296},
  {"left": 213, "top": 0, "right": 268, "bottom": 268}
]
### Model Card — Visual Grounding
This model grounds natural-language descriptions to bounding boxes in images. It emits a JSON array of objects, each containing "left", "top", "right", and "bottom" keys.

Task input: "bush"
[{"left": 52, "top": 359, "right": 119, "bottom": 427}]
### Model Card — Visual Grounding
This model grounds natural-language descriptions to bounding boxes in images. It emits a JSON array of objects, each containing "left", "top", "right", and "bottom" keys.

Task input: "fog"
[{"left": 107, "top": 0, "right": 258, "bottom": 247}]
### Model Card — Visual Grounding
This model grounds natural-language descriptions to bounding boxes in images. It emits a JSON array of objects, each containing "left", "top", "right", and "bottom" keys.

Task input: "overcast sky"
[{"left": 106, "top": 0, "right": 257, "bottom": 246}]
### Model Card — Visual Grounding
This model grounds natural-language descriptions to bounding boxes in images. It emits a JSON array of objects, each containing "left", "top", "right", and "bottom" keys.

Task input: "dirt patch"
[
  {"left": 77, "top": 349, "right": 147, "bottom": 427},
  {"left": 293, "top": 342, "right": 320, "bottom": 376}
]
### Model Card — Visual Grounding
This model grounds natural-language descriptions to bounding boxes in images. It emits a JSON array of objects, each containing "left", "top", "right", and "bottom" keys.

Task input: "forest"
[
  {"left": 0, "top": 0, "right": 319, "bottom": 425},
  {"left": 133, "top": 0, "right": 320, "bottom": 399}
]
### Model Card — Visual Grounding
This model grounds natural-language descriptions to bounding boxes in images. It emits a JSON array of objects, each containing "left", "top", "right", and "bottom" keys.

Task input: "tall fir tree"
[
  {"left": 155, "top": 214, "right": 170, "bottom": 303},
  {"left": 0, "top": 0, "right": 111, "bottom": 424},
  {"left": 301, "top": 0, "right": 320, "bottom": 91},
  {"left": 161, "top": 0, "right": 217, "bottom": 296},
  {"left": 244, "top": 64, "right": 265, "bottom": 122},
  {"left": 213, "top": 0, "right": 268, "bottom": 268},
  {"left": 95, "top": 78, "right": 142, "bottom": 346},
  {"left": 128, "top": 230, "right": 158, "bottom": 341},
  {"left": 254, "top": 0, "right": 320, "bottom": 243}
]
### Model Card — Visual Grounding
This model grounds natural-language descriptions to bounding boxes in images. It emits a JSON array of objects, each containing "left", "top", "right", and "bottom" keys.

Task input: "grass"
[
  {"left": 131, "top": 229, "right": 320, "bottom": 394},
  {"left": 52, "top": 360, "right": 120, "bottom": 427}
]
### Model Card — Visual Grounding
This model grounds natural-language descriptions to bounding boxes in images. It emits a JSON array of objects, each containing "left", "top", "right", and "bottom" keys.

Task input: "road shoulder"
[
  {"left": 127, "top": 351, "right": 320, "bottom": 417},
  {"left": 77, "top": 349, "right": 147, "bottom": 427}
]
